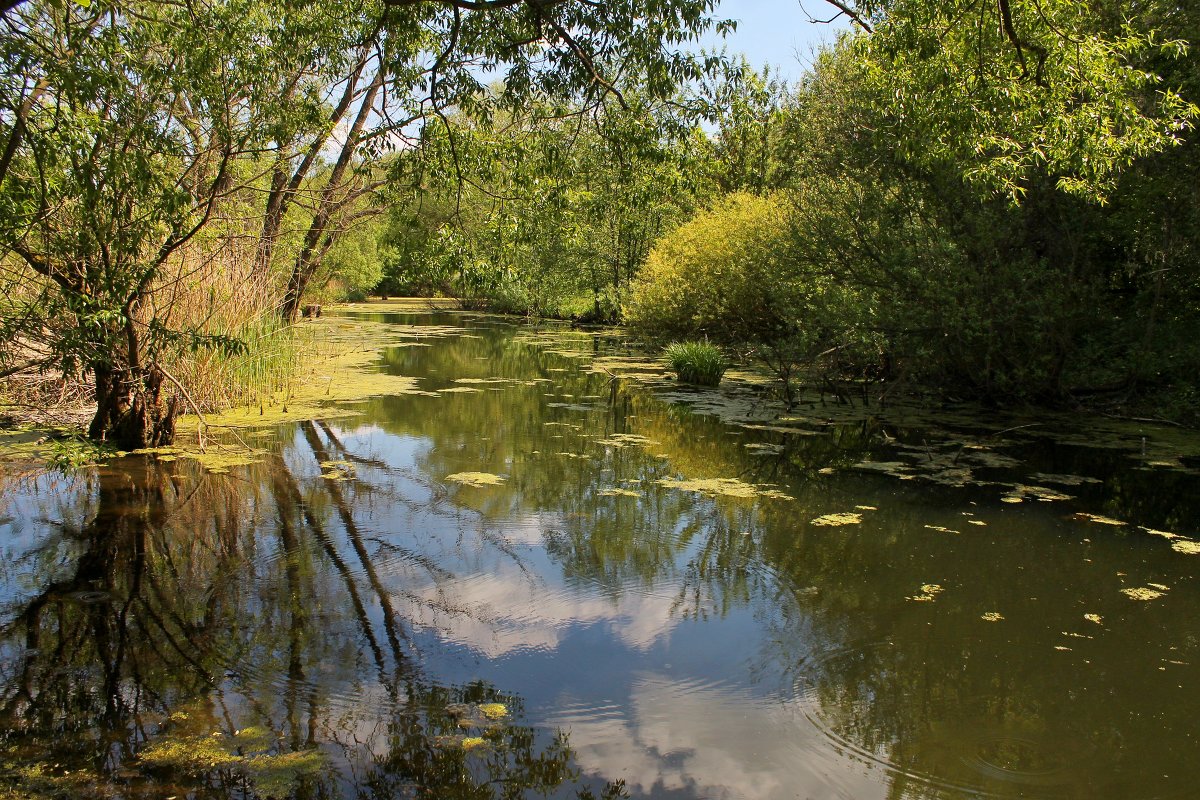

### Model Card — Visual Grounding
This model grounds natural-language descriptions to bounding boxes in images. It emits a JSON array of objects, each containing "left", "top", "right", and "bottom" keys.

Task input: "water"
[{"left": 2, "top": 309, "right": 1199, "bottom": 799}]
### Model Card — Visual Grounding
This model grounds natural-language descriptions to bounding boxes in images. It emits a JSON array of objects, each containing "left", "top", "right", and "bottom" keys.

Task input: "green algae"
[
  {"left": 600, "top": 487, "right": 643, "bottom": 498},
  {"left": 319, "top": 460, "right": 355, "bottom": 481},
  {"left": 812, "top": 512, "right": 863, "bottom": 527},
  {"left": 908, "top": 584, "right": 945, "bottom": 602},
  {"left": 656, "top": 476, "right": 793, "bottom": 501},
  {"left": 446, "top": 472, "right": 506, "bottom": 487},
  {"left": 1072, "top": 512, "right": 1126, "bottom": 526},
  {"left": 134, "top": 444, "right": 265, "bottom": 474},
  {"left": 184, "top": 344, "right": 431, "bottom": 432},
  {"left": 139, "top": 733, "right": 243, "bottom": 771},
  {"left": 595, "top": 433, "right": 657, "bottom": 448},
  {"left": 478, "top": 703, "right": 509, "bottom": 720},
  {"left": 1121, "top": 587, "right": 1165, "bottom": 600},
  {"left": 246, "top": 750, "right": 326, "bottom": 799},
  {"left": 1002, "top": 484, "right": 1075, "bottom": 503}
]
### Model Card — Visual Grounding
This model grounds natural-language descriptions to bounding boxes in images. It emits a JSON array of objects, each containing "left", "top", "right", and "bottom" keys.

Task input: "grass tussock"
[{"left": 664, "top": 341, "right": 728, "bottom": 386}]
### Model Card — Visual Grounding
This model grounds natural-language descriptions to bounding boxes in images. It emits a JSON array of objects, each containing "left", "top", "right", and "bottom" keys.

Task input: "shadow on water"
[{"left": 3, "top": 308, "right": 1200, "bottom": 799}]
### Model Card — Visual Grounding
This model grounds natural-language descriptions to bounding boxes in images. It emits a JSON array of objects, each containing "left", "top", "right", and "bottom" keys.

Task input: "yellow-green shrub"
[{"left": 623, "top": 192, "right": 793, "bottom": 343}]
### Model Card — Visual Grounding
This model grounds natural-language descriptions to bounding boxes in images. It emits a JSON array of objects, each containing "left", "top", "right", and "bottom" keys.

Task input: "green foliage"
[
  {"left": 664, "top": 341, "right": 728, "bottom": 386},
  {"left": 48, "top": 436, "right": 118, "bottom": 471},
  {"left": 379, "top": 91, "right": 712, "bottom": 318},
  {"left": 624, "top": 192, "right": 792, "bottom": 342},
  {"left": 848, "top": 0, "right": 1199, "bottom": 202}
]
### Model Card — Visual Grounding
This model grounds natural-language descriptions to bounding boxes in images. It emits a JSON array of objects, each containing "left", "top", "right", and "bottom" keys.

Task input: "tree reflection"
[{"left": 0, "top": 453, "right": 615, "bottom": 799}]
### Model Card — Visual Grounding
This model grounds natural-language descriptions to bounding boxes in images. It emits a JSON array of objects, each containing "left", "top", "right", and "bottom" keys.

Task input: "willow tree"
[
  {"left": 0, "top": 0, "right": 325, "bottom": 447},
  {"left": 0, "top": 0, "right": 726, "bottom": 444}
]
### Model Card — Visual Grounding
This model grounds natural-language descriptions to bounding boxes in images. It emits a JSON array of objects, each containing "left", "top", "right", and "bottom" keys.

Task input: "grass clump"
[{"left": 664, "top": 341, "right": 728, "bottom": 386}]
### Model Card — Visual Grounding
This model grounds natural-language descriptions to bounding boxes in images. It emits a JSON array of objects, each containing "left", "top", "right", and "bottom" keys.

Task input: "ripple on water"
[{"left": 789, "top": 640, "right": 1085, "bottom": 799}]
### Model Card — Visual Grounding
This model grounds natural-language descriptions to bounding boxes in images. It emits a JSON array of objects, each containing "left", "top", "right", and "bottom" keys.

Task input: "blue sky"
[{"left": 697, "top": 0, "right": 849, "bottom": 83}]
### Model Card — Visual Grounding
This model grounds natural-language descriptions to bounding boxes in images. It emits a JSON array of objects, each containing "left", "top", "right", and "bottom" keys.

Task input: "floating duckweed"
[
  {"left": 968, "top": 520, "right": 988, "bottom": 526},
  {"left": 319, "top": 460, "right": 355, "bottom": 481},
  {"left": 908, "top": 584, "right": 944, "bottom": 602},
  {"left": 138, "top": 734, "right": 242, "bottom": 771},
  {"left": 600, "top": 488, "right": 642, "bottom": 498},
  {"left": 438, "top": 387, "right": 483, "bottom": 394},
  {"left": 656, "top": 477, "right": 793, "bottom": 501},
  {"left": 856, "top": 505, "right": 878, "bottom": 511},
  {"left": 246, "top": 750, "right": 327, "bottom": 800},
  {"left": 981, "top": 612, "right": 1004, "bottom": 622},
  {"left": 186, "top": 346, "right": 431, "bottom": 431},
  {"left": 1073, "top": 513, "right": 1126, "bottom": 526},
  {"left": 744, "top": 442, "right": 786, "bottom": 455},
  {"left": 811, "top": 512, "right": 862, "bottom": 527},
  {"left": 461, "top": 737, "right": 487, "bottom": 750},
  {"left": 134, "top": 445, "right": 265, "bottom": 474},
  {"left": 1121, "top": 587, "right": 1165, "bottom": 600},
  {"left": 1171, "top": 540, "right": 1200, "bottom": 555},
  {"left": 1143, "top": 527, "right": 1181, "bottom": 539},
  {"left": 1003, "top": 484, "right": 1074, "bottom": 503},
  {"left": 924, "top": 525, "right": 960, "bottom": 534},
  {"left": 595, "top": 433, "right": 657, "bottom": 448},
  {"left": 1030, "top": 473, "right": 1102, "bottom": 486},
  {"left": 1054, "top": 646, "right": 1072, "bottom": 651},
  {"left": 1084, "top": 613, "right": 1103, "bottom": 624},
  {"left": 1001, "top": 496, "right": 1024, "bottom": 504},
  {"left": 478, "top": 703, "right": 508, "bottom": 720},
  {"left": 445, "top": 472, "right": 505, "bottom": 487},
  {"left": 1148, "top": 582, "right": 1170, "bottom": 591}
]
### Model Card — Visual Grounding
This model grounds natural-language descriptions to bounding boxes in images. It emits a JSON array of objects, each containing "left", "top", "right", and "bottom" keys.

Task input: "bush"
[
  {"left": 664, "top": 341, "right": 728, "bottom": 386},
  {"left": 623, "top": 192, "right": 793, "bottom": 343}
]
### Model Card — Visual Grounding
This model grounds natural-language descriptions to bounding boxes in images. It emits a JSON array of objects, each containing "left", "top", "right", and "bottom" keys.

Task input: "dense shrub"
[{"left": 623, "top": 193, "right": 793, "bottom": 342}]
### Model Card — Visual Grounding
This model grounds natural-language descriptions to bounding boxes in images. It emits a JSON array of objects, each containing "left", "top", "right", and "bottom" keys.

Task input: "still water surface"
[{"left": 3, "top": 309, "right": 1200, "bottom": 799}]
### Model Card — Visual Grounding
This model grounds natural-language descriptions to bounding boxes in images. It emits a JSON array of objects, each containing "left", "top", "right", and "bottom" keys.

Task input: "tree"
[
  {"left": 0, "top": 0, "right": 313, "bottom": 447},
  {"left": 0, "top": 0, "right": 727, "bottom": 443},
  {"left": 823, "top": 0, "right": 1198, "bottom": 202}
]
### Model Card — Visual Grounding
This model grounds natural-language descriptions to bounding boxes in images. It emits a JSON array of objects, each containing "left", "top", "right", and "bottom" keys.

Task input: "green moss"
[
  {"left": 138, "top": 733, "right": 242, "bottom": 772},
  {"left": 246, "top": 750, "right": 326, "bottom": 799}
]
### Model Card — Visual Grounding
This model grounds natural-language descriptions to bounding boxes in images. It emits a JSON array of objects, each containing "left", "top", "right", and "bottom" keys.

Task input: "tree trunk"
[{"left": 89, "top": 364, "right": 181, "bottom": 449}]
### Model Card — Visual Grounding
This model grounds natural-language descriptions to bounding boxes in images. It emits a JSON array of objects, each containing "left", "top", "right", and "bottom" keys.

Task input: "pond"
[{"left": 3, "top": 306, "right": 1200, "bottom": 799}]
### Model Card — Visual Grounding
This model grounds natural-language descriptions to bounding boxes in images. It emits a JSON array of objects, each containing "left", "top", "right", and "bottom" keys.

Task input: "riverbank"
[{"left": 4, "top": 298, "right": 1200, "bottom": 476}]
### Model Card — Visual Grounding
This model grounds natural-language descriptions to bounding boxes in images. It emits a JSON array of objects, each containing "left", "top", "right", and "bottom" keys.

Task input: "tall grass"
[
  {"left": 664, "top": 341, "right": 728, "bottom": 386},
  {"left": 156, "top": 239, "right": 302, "bottom": 413}
]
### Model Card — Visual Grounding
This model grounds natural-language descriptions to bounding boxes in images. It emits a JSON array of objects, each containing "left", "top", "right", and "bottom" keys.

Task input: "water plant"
[{"left": 664, "top": 341, "right": 728, "bottom": 386}]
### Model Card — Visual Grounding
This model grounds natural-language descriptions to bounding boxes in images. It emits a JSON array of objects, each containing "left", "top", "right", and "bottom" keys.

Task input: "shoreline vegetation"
[{"left": 2, "top": 298, "right": 1197, "bottom": 475}]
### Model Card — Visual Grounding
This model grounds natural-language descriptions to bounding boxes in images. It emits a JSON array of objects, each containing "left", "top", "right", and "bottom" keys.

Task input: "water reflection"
[{"left": 3, "top": 310, "right": 1200, "bottom": 799}]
